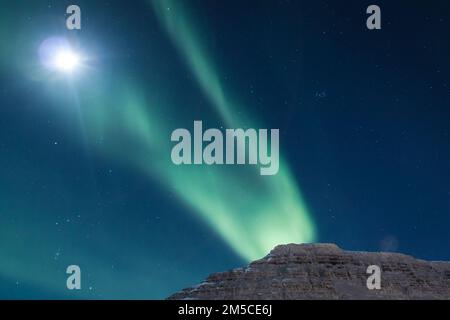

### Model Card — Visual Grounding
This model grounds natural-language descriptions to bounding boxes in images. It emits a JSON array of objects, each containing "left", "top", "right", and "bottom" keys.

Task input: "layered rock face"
[{"left": 169, "top": 243, "right": 450, "bottom": 300}]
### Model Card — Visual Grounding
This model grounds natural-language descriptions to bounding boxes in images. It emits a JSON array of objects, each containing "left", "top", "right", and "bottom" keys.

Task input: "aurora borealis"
[{"left": 1, "top": 1, "right": 450, "bottom": 299}]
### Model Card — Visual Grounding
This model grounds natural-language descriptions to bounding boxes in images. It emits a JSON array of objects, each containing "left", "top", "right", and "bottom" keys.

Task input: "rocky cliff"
[{"left": 169, "top": 243, "right": 450, "bottom": 300}]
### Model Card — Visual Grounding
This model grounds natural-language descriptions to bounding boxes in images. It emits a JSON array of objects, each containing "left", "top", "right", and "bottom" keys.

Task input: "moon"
[{"left": 39, "top": 37, "right": 81, "bottom": 73}]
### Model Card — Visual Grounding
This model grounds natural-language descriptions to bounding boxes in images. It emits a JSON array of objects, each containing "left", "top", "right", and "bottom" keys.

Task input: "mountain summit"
[{"left": 169, "top": 243, "right": 450, "bottom": 300}]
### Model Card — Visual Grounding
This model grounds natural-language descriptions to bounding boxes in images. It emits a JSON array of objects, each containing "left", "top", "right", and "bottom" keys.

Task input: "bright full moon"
[
  {"left": 39, "top": 37, "right": 82, "bottom": 74},
  {"left": 54, "top": 50, "right": 80, "bottom": 72}
]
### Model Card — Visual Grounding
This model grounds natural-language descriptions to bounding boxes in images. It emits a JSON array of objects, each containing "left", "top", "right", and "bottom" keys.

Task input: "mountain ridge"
[{"left": 169, "top": 243, "right": 450, "bottom": 300}]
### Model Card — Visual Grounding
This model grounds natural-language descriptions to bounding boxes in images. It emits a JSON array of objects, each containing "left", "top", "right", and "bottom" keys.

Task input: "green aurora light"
[{"left": 0, "top": 0, "right": 316, "bottom": 263}]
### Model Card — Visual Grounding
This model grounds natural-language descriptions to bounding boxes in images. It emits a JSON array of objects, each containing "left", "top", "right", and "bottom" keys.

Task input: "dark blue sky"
[{"left": 0, "top": 0, "right": 449, "bottom": 299}]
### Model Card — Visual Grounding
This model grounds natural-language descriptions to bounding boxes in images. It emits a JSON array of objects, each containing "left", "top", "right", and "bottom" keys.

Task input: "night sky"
[{"left": 0, "top": 0, "right": 449, "bottom": 299}]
